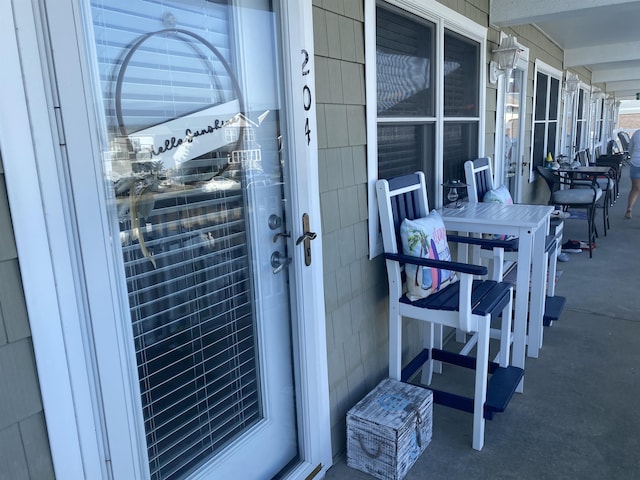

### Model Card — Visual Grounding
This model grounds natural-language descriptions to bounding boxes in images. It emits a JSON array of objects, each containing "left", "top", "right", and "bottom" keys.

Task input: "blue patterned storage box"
[{"left": 346, "top": 378, "right": 433, "bottom": 480}]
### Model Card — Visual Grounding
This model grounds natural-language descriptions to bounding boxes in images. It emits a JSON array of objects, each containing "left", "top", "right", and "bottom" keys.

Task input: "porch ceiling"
[{"left": 490, "top": 0, "right": 640, "bottom": 100}]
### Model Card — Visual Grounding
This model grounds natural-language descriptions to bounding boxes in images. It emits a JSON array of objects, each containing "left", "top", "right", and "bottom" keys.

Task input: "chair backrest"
[
  {"left": 577, "top": 150, "right": 588, "bottom": 167},
  {"left": 464, "top": 157, "right": 495, "bottom": 204},
  {"left": 607, "top": 139, "right": 620, "bottom": 155},
  {"left": 618, "top": 131, "right": 630, "bottom": 151},
  {"left": 376, "top": 172, "right": 429, "bottom": 256},
  {"left": 536, "top": 165, "right": 559, "bottom": 201}
]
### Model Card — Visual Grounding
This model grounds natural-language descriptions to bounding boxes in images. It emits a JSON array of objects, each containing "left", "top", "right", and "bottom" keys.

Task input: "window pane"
[
  {"left": 547, "top": 122, "right": 557, "bottom": 158},
  {"left": 444, "top": 30, "right": 479, "bottom": 117},
  {"left": 443, "top": 121, "right": 478, "bottom": 199},
  {"left": 533, "top": 123, "right": 545, "bottom": 167},
  {"left": 535, "top": 72, "right": 547, "bottom": 120},
  {"left": 577, "top": 90, "right": 584, "bottom": 118},
  {"left": 378, "top": 124, "right": 434, "bottom": 178},
  {"left": 576, "top": 122, "right": 583, "bottom": 151},
  {"left": 376, "top": 6, "right": 434, "bottom": 117},
  {"left": 377, "top": 124, "right": 436, "bottom": 205},
  {"left": 549, "top": 77, "right": 560, "bottom": 120}
]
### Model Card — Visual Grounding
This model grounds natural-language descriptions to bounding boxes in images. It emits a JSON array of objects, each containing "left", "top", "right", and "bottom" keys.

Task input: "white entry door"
[{"left": 41, "top": 0, "right": 325, "bottom": 478}]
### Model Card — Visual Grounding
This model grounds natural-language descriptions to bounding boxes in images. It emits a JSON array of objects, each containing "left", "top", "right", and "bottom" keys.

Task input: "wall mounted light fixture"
[
  {"left": 564, "top": 72, "right": 580, "bottom": 94},
  {"left": 591, "top": 87, "right": 604, "bottom": 101},
  {"left": 489, "top": 35, "right": 522, "bottom": 84}
]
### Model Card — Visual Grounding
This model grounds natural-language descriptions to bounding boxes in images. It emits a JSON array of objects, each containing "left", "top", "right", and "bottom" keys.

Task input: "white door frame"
[{"left": 0, "top": 1, "right": 331, "bottom": 478}]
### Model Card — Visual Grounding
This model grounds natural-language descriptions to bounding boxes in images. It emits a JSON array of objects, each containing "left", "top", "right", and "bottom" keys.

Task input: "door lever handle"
[
  {"left": 270, "top": 251, "right": 292, "bottom": 274},
  {"left": 295, "top": 231, "right": 317, "bottom": 245},
  {"left": 273, "top": 232, "right": 290, "bottom": 243},
  {"left": 297, "top": 213, "right": 315, "bottom": 266}
]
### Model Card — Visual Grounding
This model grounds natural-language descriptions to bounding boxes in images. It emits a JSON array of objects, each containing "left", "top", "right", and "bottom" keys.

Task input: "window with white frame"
[
  {"left": 575, "top": 86, "right": 589, "bottom": 153},
  {"left": 597, "top": 97, "right": 604, "bottom": 144},
  {"left": 590, "top": 92, "right": 605, "bottom": 156},
  {"left": 531, "top": 61, "right": 561, "bottom": 179},
  {"left": 366, "top": 0, "right": 486, "bottom": 257},
  {"left": 560, "top": 74, "right": 588, "bottom": 161},
  {"left": 604, "top": 96, "right": 616, "bottom": 145}
]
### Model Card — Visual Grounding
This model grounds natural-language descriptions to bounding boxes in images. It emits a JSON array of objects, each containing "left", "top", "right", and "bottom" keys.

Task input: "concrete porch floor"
[{"left": 325, "top": 166, "right": 640, "bottom": 480}]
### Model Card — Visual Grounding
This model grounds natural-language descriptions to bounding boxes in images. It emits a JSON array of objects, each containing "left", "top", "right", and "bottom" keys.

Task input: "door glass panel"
[{"left": 87, "top": 1, "right": 296, "bottom": 478}]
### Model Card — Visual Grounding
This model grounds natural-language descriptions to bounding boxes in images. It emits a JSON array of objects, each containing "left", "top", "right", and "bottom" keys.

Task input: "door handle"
[
  {"left": 273, "top": 232, "right": 290, "bottom": 243},
  {"left": 296, "top": 213, "right": 316, "bottom": 266},
  {"left": 295, "top": 231, "right": 317, "bottom": 245},
  {"left": 270, "top": 251, "right": 292, "bottom": 274}
]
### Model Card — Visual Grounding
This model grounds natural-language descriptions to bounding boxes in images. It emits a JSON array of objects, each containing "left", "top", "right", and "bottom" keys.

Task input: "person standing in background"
[{"left": 625, "top": 129, "right": 640, "bottom": 219}]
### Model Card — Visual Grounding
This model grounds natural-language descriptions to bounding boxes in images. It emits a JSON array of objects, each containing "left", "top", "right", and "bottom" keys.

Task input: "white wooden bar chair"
[
  {"left": 376, "top": 172, "right": 524, "bottom": 451},
  {"left": 464, "top": 157, "right": 566, "bottom": 326}
]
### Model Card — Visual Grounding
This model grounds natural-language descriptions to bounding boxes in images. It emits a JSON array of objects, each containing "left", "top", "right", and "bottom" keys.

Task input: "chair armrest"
[
  {"left": 384, "top": 252, "right": 488, "bottom": 276},
  {"left": 595, "top": 154, "right": 623, "bottom": 167},
  {"left": 595, "top": 158, "right": 621, "bottom": 169},
  {"left": 595, "top": 163, "right": 619, "bottom": 180},
  {"left": 448, "top": 234, "right": 517, "bottom": 250},
  {"left": 569, "top": 177, "right": 600, "bottom": 194},
  {"left": 571, "top": 178, "right": 598, "bottom": 187}
]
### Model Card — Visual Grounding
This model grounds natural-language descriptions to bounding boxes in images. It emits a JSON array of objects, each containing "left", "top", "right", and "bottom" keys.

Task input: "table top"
[
  {"left": 555, "top": 165, "right": 613, "bottom": 174},
  {"left": 437, "top": 202, "right": 553, "bottom": 229}
]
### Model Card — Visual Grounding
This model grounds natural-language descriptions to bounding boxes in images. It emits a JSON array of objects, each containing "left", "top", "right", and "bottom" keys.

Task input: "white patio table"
[{"left": 437, "top": 202, "right": 554, "bottom": 389}]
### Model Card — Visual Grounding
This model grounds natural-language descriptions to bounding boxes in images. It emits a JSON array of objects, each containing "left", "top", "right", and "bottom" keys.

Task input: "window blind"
[
  {"left": 443, "top": 29, "right": 479, "bottom": 117},
  {"left": 376, "top": 5, "right": 434, "bottom": 117},
  {"left": 90, "top": 1, "right": 261, "bottom": 478}
]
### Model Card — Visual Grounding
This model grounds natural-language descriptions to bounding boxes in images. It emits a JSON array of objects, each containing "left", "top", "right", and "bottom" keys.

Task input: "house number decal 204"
[{"left": 302, "top": 49, "right": 312, "bottom": 146}]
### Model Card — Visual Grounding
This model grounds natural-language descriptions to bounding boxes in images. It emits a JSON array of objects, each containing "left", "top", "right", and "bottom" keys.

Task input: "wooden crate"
[{"left": 346, "top": 378, "right": 432, "bottom": 480}]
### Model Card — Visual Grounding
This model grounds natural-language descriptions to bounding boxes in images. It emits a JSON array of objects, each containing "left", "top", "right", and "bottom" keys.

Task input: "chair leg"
[
  {"left": 490, "top": 247, "right": 504, "bottom": 282},
  {"left": 602, "top": 189, "right": 609, "bottom": 235},
  {"left": 472, "top": 317, "right": 490, "bottom": 451},
  {"left": 420, "top": 322, "right": 437, "bottom": 386},
  {"left": 434, "top": 324, "right": 443, "bottom": 373},
  {"left": 389, "top": 309, "right": 402, "bottom": 380},
  {"left": 606, "top": 189, "right": 613, "bottom": 230},
  {"left": 587, "top": 206, "right": 594, "bottom": 258},
  {"left": 497, "top": 289, "right": 513, "bottom": 368},
  {"left": 547, "top": 221, "right": 562, "bottom": 298}
]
